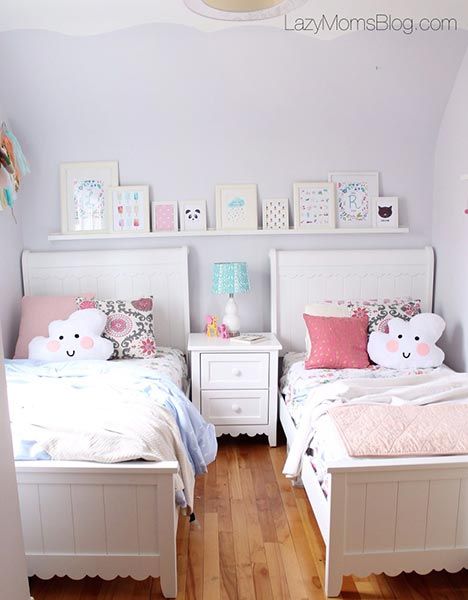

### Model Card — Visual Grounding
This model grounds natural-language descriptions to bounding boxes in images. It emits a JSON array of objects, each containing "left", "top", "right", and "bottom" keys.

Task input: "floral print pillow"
[
  {"left": 76, "top": 297, "right": 157, "bottom": 359},
  {"left": 326, "top": 298, "right": 421, "bottom": 335}
]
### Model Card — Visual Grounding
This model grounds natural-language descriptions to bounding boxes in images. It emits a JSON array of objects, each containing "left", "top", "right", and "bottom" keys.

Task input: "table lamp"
[{"left": 212, "top": 262, "right": 250, "bottom": 336}]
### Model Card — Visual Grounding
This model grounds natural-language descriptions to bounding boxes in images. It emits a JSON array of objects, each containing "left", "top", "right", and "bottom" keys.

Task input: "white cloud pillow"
[
  {"left": 367, "top": 313, "right": 445, "bottom": 370},
  {"left": 28, "top": 309, "right": 114, "bottom": 361}
]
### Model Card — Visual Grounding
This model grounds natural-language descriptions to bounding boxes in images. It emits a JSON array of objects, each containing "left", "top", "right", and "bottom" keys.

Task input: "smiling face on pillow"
[
  {"left": 28, "top": 309, "right": 114, "bottom": 361},
  {"left": 367, "top": 313, "right": 445, "bottom": 370}
]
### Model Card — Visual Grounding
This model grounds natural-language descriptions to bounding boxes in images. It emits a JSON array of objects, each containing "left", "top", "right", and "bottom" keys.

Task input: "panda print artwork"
[{"left": 180, "top": 200, "right": 207, "bottom": 231}]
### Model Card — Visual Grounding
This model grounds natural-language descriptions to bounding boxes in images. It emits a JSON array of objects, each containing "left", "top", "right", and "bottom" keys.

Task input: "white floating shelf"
[
  {"left": 47, "top": 228, "right": 409, "bottom": 241},
  {"left": 461, "top": 175, "right": 468, "bottom": 181}
]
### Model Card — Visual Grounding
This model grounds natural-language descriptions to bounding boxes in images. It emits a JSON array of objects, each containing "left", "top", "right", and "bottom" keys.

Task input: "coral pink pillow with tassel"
[{"left": 303, "top": 314, "right": 370, "bottom": 369}]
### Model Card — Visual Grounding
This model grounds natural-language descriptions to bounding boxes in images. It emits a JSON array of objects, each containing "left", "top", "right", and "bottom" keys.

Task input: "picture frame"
[
  {"left": 215, "top": 184, "right": 258, "bottom": 231},
  {"left": 293, "top": 182, "right": 335, "bottom": 230},
  {"left": 179, "top": 200, "right": 207, "bottom": 232},
  {"left": 329, "top": 171, "right": 379, "bottom": 229},
  {"left": 262, "top": 198, "right": 289, "bottom": 230},
  {"left": 151, "top": 201, "right": 178, "bottom": 232},
  {"left": 373, "top": 196, "right": 399, "bottom": 228},
  {"left": 109, "top": 186, "right": 150, "bottom": 234},
  {"left": 60, "top": 161, "right": 119, "bottom": 234}
]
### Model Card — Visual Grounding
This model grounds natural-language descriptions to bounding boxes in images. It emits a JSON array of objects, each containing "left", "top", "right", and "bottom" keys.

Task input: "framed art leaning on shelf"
[
  {"left": 151, "top": 201, "right": 178, "bottom": 232},
  {"left": 263, "top": 198, "right": 289, "bottom": 230},
  {"left": 215, "top": 184, "right": 258, "bottom": 231},
  {"left": 179, "top": 200, "right": 207, "bottom": 232},
  {"left": 329, "top": 171, "right": 379, "bottom": 229},
  {"left": 373, "top": 196, "right": 399, "bottom": 228},
  {"left": 109, "top": 185, "right": 150, "bottom": 233},
  {"left": 293, "top": 182, "right": 335, "bottom": 230},
  {"left": 60, "top": 161, "right": 119, "bottom": 234}
]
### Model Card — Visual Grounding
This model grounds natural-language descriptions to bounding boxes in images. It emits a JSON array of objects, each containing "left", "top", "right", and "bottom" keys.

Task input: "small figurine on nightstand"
[
  {"left": 218, "top": 323, "right": 230, "bottom": 339},
  {"left": 205, "top": 315, "right": 219, "bottom": 337}
]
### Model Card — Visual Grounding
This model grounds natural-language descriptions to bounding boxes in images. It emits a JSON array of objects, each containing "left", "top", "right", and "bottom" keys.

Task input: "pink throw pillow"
[
  {"left": 14, "top": 295, "right": 94, "bottom": 359},
  {"left": 304, "top": 314, "right": 370, "bottom": 369}
]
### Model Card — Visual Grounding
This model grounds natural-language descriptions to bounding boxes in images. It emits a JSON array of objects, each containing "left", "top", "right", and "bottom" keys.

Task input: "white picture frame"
[
  {"left": 215, "top": 184, "right": 258, "bottom": 231},
  {"left": 151, "top": 201, "right": 178, "bottom": 232},
  {"left": 293, "top": 182, "right": 335, "bottom": 230},
  {"left": 262, "top": 198, "right": 289, "bottom": 231},
  {"left": 328, "top": 171, "right": 379, "bottom": 229},
  {"left": 109, "top": 185, "right": 150, "bottom": 234},
  {"left": 179, "top": 200, "right": 207, "bottom": 232},
  {"left": 60, "top": 161, "right": 119, "bottom": 234},
  {"left": 373, "top": 196, "right": 399, "bottom": 228}
]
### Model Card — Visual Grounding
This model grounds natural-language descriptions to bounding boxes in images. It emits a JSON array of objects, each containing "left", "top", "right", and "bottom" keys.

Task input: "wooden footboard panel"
[
  {"left": 16, "top": 461, "right": 179, "bottom": 598},
  {"left": 326, "top": 459, "right": 468, "bottom": 597}
]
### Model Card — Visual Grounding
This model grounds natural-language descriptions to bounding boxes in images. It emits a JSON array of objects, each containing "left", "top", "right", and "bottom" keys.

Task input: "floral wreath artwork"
[{"left": 337, "top": 181, "right": 369, "bottom": 223}]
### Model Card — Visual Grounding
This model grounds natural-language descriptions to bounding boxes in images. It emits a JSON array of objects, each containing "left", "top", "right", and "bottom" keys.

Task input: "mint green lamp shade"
[
  {"left": 212, "top": 262, "right": 250, "bottom": 296},
  {"left": 212, "top": 262, "right": 250, "bottom": 335}
]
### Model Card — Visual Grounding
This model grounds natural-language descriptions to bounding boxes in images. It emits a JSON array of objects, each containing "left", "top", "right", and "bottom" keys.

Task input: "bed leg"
[
  {"left": 325, "top": 473, "right": 345, "bottom": 598},
  {"left": 325, "top": 564, "right": 342, "bottom": 597},
  {"left": 158, "top": 474, "right": 178, "bottom": 599}
]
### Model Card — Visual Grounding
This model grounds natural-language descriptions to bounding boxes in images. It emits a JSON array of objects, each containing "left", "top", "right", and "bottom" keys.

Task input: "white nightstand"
[{"left": 188, "top": 333, "right": 282, "bottom": 447}]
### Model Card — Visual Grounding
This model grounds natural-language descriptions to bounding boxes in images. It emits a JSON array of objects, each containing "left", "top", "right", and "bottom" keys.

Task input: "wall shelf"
[{"left": 47, "top": 228, "right": 410, "bottom": 241}]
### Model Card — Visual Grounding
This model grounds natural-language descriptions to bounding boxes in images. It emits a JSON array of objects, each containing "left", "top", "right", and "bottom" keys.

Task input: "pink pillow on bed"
[
  {"left": 303, "top": 314, "right": 370, "bottom": 369},
  {"left": 14, "top": 294, "right": 94, "bottom": 359}
]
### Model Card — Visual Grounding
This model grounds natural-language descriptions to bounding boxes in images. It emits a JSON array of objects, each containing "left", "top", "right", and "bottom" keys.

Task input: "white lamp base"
[{"left": 222, "top": 295, "right": 240, "bottom": 336}]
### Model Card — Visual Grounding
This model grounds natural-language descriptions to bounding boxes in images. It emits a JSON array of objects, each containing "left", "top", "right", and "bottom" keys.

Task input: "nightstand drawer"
[
  {"left": 201, "top": 390, "right": 268, "bottom": 425},
  {"left": 200, "top": 353, "right": 269, "bottom": 389}
]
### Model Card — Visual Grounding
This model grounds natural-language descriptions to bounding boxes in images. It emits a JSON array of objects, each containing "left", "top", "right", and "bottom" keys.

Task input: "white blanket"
[
  {"left": 8, "top": 364, "right": 196, "bottom": 508},
  {"left": 283, "top": 370, "right": 468, "bottom": 478}
]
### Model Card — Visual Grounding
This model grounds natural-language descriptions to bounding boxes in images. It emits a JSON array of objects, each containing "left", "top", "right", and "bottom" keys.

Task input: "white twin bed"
[
  {"left": 13, "top": 247, "right": 193, "bottom": 599},
  {"left": 271, "top": 247, "right": 468, "bottom": 597}
]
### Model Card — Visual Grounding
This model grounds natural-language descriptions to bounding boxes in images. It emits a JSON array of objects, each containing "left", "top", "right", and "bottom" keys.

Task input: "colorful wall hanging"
[{"left": 0, "top": 122, "right": 30, "bottom": 219}]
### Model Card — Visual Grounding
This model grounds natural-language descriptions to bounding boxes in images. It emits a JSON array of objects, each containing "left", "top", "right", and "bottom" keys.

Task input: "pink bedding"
[{"left": 328, "top": 404, "right": 468, "bottom": 458}]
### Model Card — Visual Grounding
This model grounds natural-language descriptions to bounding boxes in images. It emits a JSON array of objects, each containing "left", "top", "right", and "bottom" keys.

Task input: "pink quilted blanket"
[{"left": 328, "top": 404, "right": 468, "bottom": 458}]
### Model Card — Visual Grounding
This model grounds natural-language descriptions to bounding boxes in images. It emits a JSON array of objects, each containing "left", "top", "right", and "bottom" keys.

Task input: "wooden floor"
[{"left": 30, "top": 436, "right": 468, "bottom": 599}]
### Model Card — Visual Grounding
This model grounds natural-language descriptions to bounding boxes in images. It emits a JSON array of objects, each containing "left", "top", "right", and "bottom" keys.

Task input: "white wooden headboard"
[
  {"left": 270, "top": 247, "right": 434, "bottom": 354},
  {"left": 22, "top": 248, "right": 190, "bottom": 351}
]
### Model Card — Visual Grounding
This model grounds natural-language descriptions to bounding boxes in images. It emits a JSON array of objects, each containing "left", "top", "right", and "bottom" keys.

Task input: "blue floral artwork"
[{"left": 72, "top": 178, "right": 106, "bottom": 231}]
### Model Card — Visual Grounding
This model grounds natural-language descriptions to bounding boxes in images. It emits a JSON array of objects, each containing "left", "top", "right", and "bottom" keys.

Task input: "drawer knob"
[
  {"left": 232, "top": 404, "right": 242, "bottom": 414},
  {"left": 232, "top": 368, "right": 242, "bottom": 377}
]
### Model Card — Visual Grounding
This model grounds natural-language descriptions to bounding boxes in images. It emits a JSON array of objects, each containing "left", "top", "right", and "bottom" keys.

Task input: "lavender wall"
[
  {"left": 0, "top": 25, "right": 466, "bottom": 334},
  {"left": 0, "top": 105, "right": 24, "bottom": 357},
  {"left": 433, "top": 47, "right": 468, "bottom": 372}
]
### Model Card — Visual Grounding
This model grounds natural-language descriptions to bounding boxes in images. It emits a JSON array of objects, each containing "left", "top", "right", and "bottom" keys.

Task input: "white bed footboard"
[
  {"left": 16, "top": 461, "right": 179, "bottom": 598},
  {"left": 326, "top": 458, "right": 468, "bottom": 597}
]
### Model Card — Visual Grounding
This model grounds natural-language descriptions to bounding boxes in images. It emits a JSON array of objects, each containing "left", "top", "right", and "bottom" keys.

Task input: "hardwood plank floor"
[{"left": 29, "top": 436, "right": 468, "bottom": 600}]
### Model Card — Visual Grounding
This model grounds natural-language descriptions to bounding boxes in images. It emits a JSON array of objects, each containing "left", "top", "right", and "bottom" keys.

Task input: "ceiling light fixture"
[{"left": 183, "top": 0, "right": 307, "bottom": 21}]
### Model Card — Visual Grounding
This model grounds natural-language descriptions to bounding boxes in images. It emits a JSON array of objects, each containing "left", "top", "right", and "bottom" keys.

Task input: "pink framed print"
[{"left": 151, "top": 201, "right": 178, "bottom": 232}]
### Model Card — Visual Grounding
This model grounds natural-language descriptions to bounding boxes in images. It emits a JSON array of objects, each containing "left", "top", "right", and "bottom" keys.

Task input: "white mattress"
[{"left": 281, "top": 352, "right": 451, "bottom": 492}]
